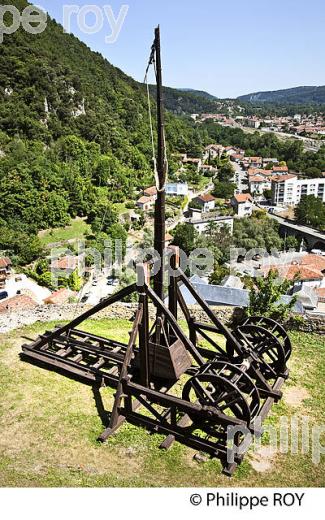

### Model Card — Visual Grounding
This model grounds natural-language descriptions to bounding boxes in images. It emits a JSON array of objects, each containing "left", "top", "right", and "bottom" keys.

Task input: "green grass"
[
  {"left": 38, "top": 218, "right": 91, "bottom": 247},
  {"left": 0, "top": 320, "right": 324, "bottom": 487},
  {"left": 113, "top": 202, "right": 129, "bottom": 215}
]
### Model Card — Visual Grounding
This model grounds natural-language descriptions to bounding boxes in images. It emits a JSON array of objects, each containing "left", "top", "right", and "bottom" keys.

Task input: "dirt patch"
[
  {"left": 284, "top": 386, "right": 311, "bottom": 407},
  {"left": 249, "top": 446, "right": 277, "bottom": 472}
]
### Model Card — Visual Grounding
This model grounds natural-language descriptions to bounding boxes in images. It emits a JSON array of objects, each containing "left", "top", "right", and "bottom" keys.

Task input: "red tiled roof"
[
  {"left": 0, "top": 294, "right": 38, "bottom": 313},
  {"left": 44, "top": 288, "right": 75, "bottom": 305},
  {"left": 54, "top": 256, "right": 79, "bottom": 270},
  {"left": 273, "top": 166, "right": 289, "bottom": 172},
  {"left": 301, "top": 254, "right": 325, "bottom": 271},
  {"left": 144, "top": 186, "right": 157, "bottom": 196},
  {"left": 233, "top": 194, "right": 253, "bottom": 203},
  {"left": 0, "top": 257, "right": 12, "bottom": 269},
  {"left": 249, "top": 176, "right": 268, "bottom": 183},
  {"left": 137, "top": 196, "right": 154, "bottom": 205},
  {"left": 265, "top": 265, "right": 323, "bottom": 281},
  {"left": 248, "top": 156, "right": 262, "bottom": 162},
  {"left": 272, "top": 174, "right": 297, "bottom": 183},
  {"left": 248, "top": 168, "right": 271, "bottom": 177},
  {"left": 198, "top": 194, "right": 215, "bottom": 202}
]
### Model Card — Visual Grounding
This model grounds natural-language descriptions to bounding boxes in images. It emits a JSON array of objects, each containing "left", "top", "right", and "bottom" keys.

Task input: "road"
[
  {"left": 268, "top": 213, "right": 325, "bottom": 242},
  {"left": 4, "top": 274, "right": 51, "bottom": 303},
  {"left": 78, "top": 271, "right": 118, "bottom": 306},
  {"left": 232, "top": 161, "right": 248, "bottom": 193}
]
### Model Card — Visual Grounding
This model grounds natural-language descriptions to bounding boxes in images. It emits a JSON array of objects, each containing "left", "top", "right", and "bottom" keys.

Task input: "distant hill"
[
  {"left": 177, "top": 88, "right": 218, "bottom": 101},
  {"left": 150, "top": 85, "right": 220, "bottom": 114},
  {"left": 238, "top": 86, "right": 325, "bottom": 105}
]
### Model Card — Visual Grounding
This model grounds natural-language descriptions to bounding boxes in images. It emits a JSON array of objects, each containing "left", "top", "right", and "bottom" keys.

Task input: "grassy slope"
[
  {"left": 0, "top": 319, "right": 324, "bottom": 487},
  {"left": 38, "top": 218, "right": 91, "bottom": 247}
]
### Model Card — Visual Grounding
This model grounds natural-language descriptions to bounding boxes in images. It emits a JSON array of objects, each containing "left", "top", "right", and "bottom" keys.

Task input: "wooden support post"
[
  {"left": 168, "top": 246, "right": 179, "bottom": 321},
  {"left": 153, "top": 25, "right": 166, "bottom": 302},
  {"left": 137, "top": 264, "right": 150, "bottom": 387},
  {"left": 189, "top": 316, "right": 197, "bottom": 347}
]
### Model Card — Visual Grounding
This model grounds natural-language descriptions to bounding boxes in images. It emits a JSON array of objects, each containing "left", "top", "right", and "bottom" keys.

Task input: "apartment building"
[{"left": 271, "top": 174, "right": 325, "bottom": 206}]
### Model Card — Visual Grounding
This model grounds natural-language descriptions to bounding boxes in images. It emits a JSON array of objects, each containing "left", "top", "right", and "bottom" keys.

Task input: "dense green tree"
[
  {"left": 172, "top": 223, "right": 198, "bottom": 256},
  {"left": 246, "top": 270, "right": 296, "bottom": 322},
  {"left": 218, "top": 162, "right": 235, "bottom": 182},
  {"left": 209, "top": 265, "right": 229, "bottom": 285},
  {"left": 295, "top": 195, "right": 325, "bottom": 229},
  {"left": 233, "top": 214, "right": 283, "bottom": 252},
  {"left": 87, "top": 201, "right": 118, "bottom": 235},
  {"left": 213, "top": 181, "right": 236, "bottom": 199}
]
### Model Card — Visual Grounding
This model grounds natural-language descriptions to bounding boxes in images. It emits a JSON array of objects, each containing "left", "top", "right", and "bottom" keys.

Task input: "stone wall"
[
  {"left": 0, "top": 302, "right": 244, "bottom": 333},
  {"left": 1, "top": 301, "right": 325, "bottom": 334}
]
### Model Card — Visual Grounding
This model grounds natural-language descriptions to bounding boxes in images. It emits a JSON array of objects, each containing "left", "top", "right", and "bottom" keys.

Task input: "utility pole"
[{"left": 153, "top": 26, "right": 166, "bottom": 302}]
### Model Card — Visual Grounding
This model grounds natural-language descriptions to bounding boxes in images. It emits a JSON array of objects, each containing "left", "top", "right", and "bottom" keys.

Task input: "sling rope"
[{"left": 144, "top": 41, "right": 168, "bottom": 192}]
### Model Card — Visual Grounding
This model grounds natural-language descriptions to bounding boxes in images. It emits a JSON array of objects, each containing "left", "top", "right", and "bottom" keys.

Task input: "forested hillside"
[
  {"left": 238, "top": 85, "right": 325, "bottom": 105},
  {"left": 151, "top": 85, "right": 220, "bottom": 114},
  {"left": 0, "top": 0, "right": 206, "bottom": 263}
]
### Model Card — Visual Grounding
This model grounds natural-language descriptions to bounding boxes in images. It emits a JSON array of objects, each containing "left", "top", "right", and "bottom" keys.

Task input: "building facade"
[
  {"left": 165, "top": 182, "right": 189, "bottom": 197},
  {"left": 231, "top": 194, "right": 253, "bottom": 217},
  {"left": 186, "top": 215, "right": 234, "bottom": 235},
  {"left": 271, "top": 175, "right": 325, "bottom": 206}
]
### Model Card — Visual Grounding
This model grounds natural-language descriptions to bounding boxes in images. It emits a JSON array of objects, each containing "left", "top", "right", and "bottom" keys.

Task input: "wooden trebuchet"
[{"left": 20, "top": 27, "right": 292, "bottom": 477}]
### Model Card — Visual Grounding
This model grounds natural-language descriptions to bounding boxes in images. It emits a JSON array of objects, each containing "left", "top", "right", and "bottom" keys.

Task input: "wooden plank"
[
  {"left": 160, "top": 413, "right": 192, "bottom": 450},
  {"left": 71, "top": 329, "right": 127, "bottom": 350},
  {"left": 52, "top": 335, "right": 125, "bottom": 364},
  {"left": 21, "top": 348, "right": 119, "bottom": 386},
  {"left": 146, "top": 285, "right": 205, "bottom": 366},
  {"left": 104, "top": 305, "right": 143, "bottom": 437},
  {"left": 24, "top": 283, "right": 137, "bottom": 353},
  {"left": 92, "top": 357, "right": 106, "bottom": 369}
]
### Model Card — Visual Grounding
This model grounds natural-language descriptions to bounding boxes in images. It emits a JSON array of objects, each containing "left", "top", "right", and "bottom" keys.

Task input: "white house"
[
  {"left": 166, "top": 182, "right": 189, "bottom": 197},
  {"left": 262, "top": 158, "right": 279, "bottom": 166},
  {"left": 248, "top": 174, "right": 272, "bottom": 196},
  {"left": 136, "top": 195, "right": 156, "bottom": 211},
  {"left": 247, "top": 156, "right": 263, "bottom": 168},
  {"left": 231, "top": 194, "right": 253, "bottom": 217},
  {"left": 191, "top": 194, "right": 216, "bottom": 212}
]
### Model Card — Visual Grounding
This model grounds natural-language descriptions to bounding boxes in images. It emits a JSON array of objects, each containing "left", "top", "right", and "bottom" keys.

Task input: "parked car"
[
  {"left": 0, "top": 291, "right": 8, "bottom": 301},
  {"left": 107, "top": 277, "right": 118, "bottom": 286},
  {"left": 81, "top": 293, "right": 90, "bottom": 303}
]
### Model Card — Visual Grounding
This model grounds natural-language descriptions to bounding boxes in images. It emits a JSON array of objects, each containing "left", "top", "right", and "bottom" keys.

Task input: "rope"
[
  {"left": 144, "top": 73, "right": 160, "bottom": 191},
  {"left": 144, "top": 42, "right": 168, "bottom": 193}
]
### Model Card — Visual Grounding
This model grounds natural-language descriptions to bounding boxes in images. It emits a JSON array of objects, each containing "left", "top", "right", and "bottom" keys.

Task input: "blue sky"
[{"left": 36, "top": 0, "right": 325, "bottom": 98}]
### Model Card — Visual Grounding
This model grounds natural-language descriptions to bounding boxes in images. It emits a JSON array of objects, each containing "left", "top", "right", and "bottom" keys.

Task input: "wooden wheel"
[
  {"left": 240, "top": 316, "right": 292, "bottom": 361},
  {"left": 183, "top": 362, "right": 260, "bottom": 424},
  {"left": 234, "top": 324, "right": 287, "bottom": 379}
]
